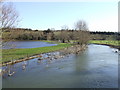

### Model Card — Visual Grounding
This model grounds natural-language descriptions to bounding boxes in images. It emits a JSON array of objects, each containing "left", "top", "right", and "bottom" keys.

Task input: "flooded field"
[{"left": 3, "top": 41, "right": 57, "bottom": 49}]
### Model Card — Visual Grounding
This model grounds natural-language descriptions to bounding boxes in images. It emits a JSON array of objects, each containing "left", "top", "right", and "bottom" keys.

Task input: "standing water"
[
  {"left": 2, "top": 44, "right": 118, "bottom": 88},
  {"left": 2, "top": 41, "right": 57, "bottom": 49}
]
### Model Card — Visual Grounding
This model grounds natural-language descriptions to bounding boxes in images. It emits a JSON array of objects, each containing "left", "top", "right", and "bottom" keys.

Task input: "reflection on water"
[
  {"left": 2, "top": 44, "right": 118, "bottom": 88},
  {"left": 2, "top": 41, "right": 57, "bottom": 49}
]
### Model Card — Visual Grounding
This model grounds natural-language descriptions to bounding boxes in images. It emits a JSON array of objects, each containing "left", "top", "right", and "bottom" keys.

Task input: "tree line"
[
  {"left": 90, "top": 31, "right": 120, "bottom": 40},
  {"left": 3, "top": 25, "right": 90, "bottom": 45},
  {"left": 90, "top": 31, "right": 119, "bottom": 35},
  {"left": 3, "top": 27, "right": 119, "bottom": 42}
]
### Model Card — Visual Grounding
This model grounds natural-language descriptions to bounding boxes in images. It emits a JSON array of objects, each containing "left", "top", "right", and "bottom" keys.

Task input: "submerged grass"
[
  {"left": 2, "top": 43, "right": 72, "bottom": 63},
  {"left": 89, "top": 40, "right": 120, "bottom": 46}
]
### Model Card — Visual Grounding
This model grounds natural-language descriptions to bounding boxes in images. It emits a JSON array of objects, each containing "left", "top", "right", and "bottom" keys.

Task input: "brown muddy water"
[{"left": 1, "top": 44, "right": 119, "bottom": 88}]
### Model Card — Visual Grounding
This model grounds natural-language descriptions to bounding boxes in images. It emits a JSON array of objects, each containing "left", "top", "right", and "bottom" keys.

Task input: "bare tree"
[
  {"left": 74, "top": 20, "right": 90, "bottom": 45},
  {"left": 75, "top": 20, "right": 88, "bottom": 31},
  {"left": 61, "top": 25, "right": 69, "bottom": 30},
  {"left": 1, "top": 0, "right": 19, "bottom": 30},
  {"left": 0, "top": 0, "right": 19, "bottom": 47}
]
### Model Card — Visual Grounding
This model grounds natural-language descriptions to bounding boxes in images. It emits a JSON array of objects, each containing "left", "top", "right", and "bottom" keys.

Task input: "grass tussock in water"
[{"left": 2, "top": 43, "right": 72, "bottom": 63}]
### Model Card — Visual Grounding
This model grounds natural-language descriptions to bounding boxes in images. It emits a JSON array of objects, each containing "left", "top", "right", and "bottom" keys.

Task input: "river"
[{"left": 2, "top": 44, "right": 118, "bottom": 88}]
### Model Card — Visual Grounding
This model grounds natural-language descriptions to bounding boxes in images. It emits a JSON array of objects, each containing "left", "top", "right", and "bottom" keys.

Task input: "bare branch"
[
  {"left": 75, "top": 20, "right": 88, "bottom": 31},
  {"left": 0, "top": 1, "right": 19, "bottom": 30}
]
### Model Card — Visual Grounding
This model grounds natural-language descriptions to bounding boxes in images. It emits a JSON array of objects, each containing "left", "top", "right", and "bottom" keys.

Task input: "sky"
[{"left": 11, "top": 1, "right": 118, "bottom": 32}]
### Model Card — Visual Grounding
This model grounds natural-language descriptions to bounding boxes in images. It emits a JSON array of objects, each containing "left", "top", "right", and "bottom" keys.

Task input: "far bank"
[{"left": 89, "top": 40, "right": 120, "bottom": 50}]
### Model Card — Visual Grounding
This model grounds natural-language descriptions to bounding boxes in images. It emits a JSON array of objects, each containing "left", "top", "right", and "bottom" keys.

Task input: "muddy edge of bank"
[{"left": 1, "top": 44, "right": 87, "bottom": 67}]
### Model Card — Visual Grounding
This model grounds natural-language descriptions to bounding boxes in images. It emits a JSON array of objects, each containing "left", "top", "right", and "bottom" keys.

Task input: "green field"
[
  {"left": 2, "top": 43, "right": 72, "bottom": 63},
  {"left": 89, "top": 40, "right": 120, "bottom": 46}
]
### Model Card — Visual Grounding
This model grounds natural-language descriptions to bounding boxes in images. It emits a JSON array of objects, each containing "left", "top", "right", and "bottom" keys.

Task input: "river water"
[{"left": 2, "top": 44, "right": 118, "bottom": 88}]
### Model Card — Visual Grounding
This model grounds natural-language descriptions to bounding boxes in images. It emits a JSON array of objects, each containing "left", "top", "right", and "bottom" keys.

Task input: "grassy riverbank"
[
  {"left": 3, "top": 40, "right": 119, "bottom": 63},
  {"left": 2, "top": 42, "right": 72, "bottom": 63},
  {"left": 89, "top": 40, "right": 120, "bottom": 48}
]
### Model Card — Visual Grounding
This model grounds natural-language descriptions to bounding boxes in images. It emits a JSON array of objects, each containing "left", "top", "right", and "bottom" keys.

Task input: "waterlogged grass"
[
  {"left": 89, "top": 40, "right": 120, "bottom": 46},
  {"left": 2, "top": 43, "right": 72, "bottom": 63}
]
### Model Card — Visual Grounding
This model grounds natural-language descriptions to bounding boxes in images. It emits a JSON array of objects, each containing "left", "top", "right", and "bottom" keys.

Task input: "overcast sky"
[{"left": 12, "top": 1, "right": 118, "bottom": 32}]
